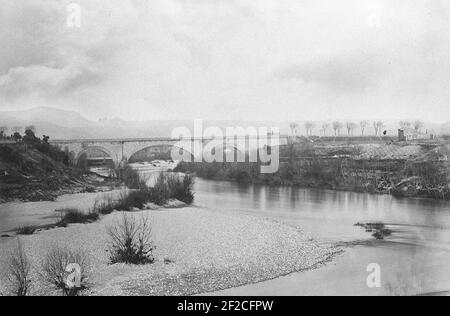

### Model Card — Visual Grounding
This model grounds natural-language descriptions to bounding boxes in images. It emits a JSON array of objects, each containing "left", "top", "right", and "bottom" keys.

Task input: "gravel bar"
[{"left": 0, "top": 207, "right": 340, "bottom": 296}]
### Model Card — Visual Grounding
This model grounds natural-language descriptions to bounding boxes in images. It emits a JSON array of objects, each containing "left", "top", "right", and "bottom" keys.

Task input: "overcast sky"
[{"left": 0, "top": 0, "right": 449, "bottom": 122}]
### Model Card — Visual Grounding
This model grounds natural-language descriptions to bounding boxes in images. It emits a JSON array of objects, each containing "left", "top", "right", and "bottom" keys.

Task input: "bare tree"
[
  {"left": 289, "top": 122, "right": 299, "bottom": 136},
  {"left": 332, "top": 121, "right": 343, "bottom": 136},
  {"left": 413, "top": 120, "right": 424, "bottom": 132},
  {"left": 107, "top": 213, "right": 155, "bottom": 265},
  {"left": 5, "top": 239, "right": 32, "bottom": 296},
  {"left": 321, "top": 122, "right": 330, "bottom": 136},
  {"left": 373, "top": 121, "right": 384, "bottom": 136},
  {"left": 360, "top": 120, "right": 369, "bottom": 136},
  {"left": 304, "top": 121, "right": 315, "bottom": 136},
  {"left": 346, "top": 122, "right": 357, "bottom": 136}
]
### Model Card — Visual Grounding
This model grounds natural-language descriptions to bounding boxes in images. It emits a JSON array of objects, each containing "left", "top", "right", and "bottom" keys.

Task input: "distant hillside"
[
  {"left": 0, "top": 107, "right": 94, "bottom": 128},
  {"left": 0, "top": 107, "right": 98, "bottom": 139}
]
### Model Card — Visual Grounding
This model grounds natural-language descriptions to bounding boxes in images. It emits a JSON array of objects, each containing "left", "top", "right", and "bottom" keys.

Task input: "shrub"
[
  {"left": 166, "top": 174, "right": 195, "bottom": 204},
  {"left": 107, "top": 213, "right": 155, "bottom": 265},
  {"left": 4, "top": 239, "right": 32, "bottom": 296},
  {"left": 123, "top": 166, "right": 147, "bottom": 189},
  {"left": 147, "top": 173, "right": 195, "bottom": 205},
  {"left": 16, "top": 226, "right": 36, "bottom": 235},
  {"left": 40, "top": 246, "right": 89, "bottom": 296},
  {"left": 93, "top": 173, "right": 195, "bottom": 212},
  {"left": 116, "top": 190, "right": 150, "bottom": 210},
  {"left": 84, "top": 186, "right": 96, "bottom": 193},
  {"left": 57, "top": 208, "right": 99, "bottom": 225},
  {"left": 93, "top": 194, "right": 117, "bottom": 215},
  {"left": 147, "top": 173, "right": 170, "bottom": 205}
]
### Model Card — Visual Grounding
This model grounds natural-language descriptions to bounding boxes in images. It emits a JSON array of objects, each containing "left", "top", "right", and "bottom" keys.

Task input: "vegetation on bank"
[
  {"left": 16, "top": 226, "right": 37, "bottom": 236},
  {"left": 174, "top": 142, "right": 449, "bottom": 200},
  {"left": 0, "top": 128, "right": 126, "bottom": 202},
  {"left": 12, "top": 171, "right": 195, "bottom": 235},
  {"left": 1, "top": 127, "right": 69, "bottom": 165},
  {"left": 0, "top": 128, "right": 87, "bottom": 202},
  {"left": 57, "top": 208, "right": 100, "bottom": 225},
  {"left": 355, "top": 222, "right": 393, "bottom": 240},
  {"left": 3, "top": 170, "right": 193, "bottom": 295},
  {"left": 123, "top": 167, "right": 195, "bottom": 205},
  {"left": 3, "top": 168, "right": 194, "bottom": 295}
]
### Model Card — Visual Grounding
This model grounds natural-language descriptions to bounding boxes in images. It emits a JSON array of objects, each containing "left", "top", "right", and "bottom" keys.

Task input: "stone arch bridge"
[{"left": 51, "top": 136, "right": 288, "bottom": 168}]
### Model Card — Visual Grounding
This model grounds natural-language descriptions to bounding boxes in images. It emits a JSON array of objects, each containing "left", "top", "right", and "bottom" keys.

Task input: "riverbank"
[
  {"left": 174, "top": 142, "right": 449, "bottom": 200},
  {"left": 0, "top": 207, "right": 339, "bottom": 296}
]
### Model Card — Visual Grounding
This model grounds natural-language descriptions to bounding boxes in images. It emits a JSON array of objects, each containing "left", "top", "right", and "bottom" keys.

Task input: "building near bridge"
[{"left": 398, "top": 129, "right": 433, "bottom": 142}]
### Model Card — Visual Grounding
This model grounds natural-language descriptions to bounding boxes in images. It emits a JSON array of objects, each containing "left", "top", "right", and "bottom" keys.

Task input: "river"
[
  {"left": 1, "top": 176, "right": 449, "bottom": 295},
  {"left": 193, "top": 179, "right": 450, "bottom": 296}
]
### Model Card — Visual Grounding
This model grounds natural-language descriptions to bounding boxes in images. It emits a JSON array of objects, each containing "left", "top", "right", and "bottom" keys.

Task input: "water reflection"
[{"left": 193, "top": 178, "right": 450, "bottom": 244}]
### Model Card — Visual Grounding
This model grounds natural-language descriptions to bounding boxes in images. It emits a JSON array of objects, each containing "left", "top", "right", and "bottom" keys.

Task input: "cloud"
[
  {"left": 276, "top": 54, "right": 391, "bottom": 93},
  {"left": 0, "top": 0, "right": 450, "bottom": 122},
  {"left": 0, "top": 63, "right": 102, "bottom": 98}
]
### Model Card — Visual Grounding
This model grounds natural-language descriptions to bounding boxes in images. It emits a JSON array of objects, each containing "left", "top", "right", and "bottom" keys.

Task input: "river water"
[
  {"left": 193, "top": 179, "right": 450, "bottom": 296},
  {"left": 1, "top": 176, "right": 449, "bottom": 295},
  {"left": 194, "top": 179, "right": 450, "bottom": 245}
]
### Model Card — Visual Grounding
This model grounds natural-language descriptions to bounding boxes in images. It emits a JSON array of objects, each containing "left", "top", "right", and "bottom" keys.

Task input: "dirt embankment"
[{"left": 0, "top": 144, "right": 119, "bottom": 203}]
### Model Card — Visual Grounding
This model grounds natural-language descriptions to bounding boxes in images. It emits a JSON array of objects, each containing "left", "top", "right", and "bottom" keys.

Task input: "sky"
[{"left": 0, "top": 0, "right": 449, "bottom": 122}]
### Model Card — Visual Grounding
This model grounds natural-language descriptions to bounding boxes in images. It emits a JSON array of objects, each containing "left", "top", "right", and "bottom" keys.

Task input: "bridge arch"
[
  {"left": 184, "top": 142, "right": 245, "bottom": 163},
  {"left": 127, "top": 144, "right": 195, "bottom": 163},
  {"left": 75, "top": 146, "right": 117, "bottom": 169}
]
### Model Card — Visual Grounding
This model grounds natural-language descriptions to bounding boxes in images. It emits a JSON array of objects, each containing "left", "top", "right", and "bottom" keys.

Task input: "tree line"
[
  {"left": 0, "top": 125, "right": 69, "bottom": 165},
  {"left": 0, "top": 125, "right": 39, "bottom": 142},
  {"left": 289, "top": 120, "right": 425, "bottom": 137}
]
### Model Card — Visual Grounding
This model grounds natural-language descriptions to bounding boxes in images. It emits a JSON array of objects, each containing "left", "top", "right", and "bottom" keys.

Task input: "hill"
[{"left": 0, "top": 143, "right": 85, "bottom": 202}]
